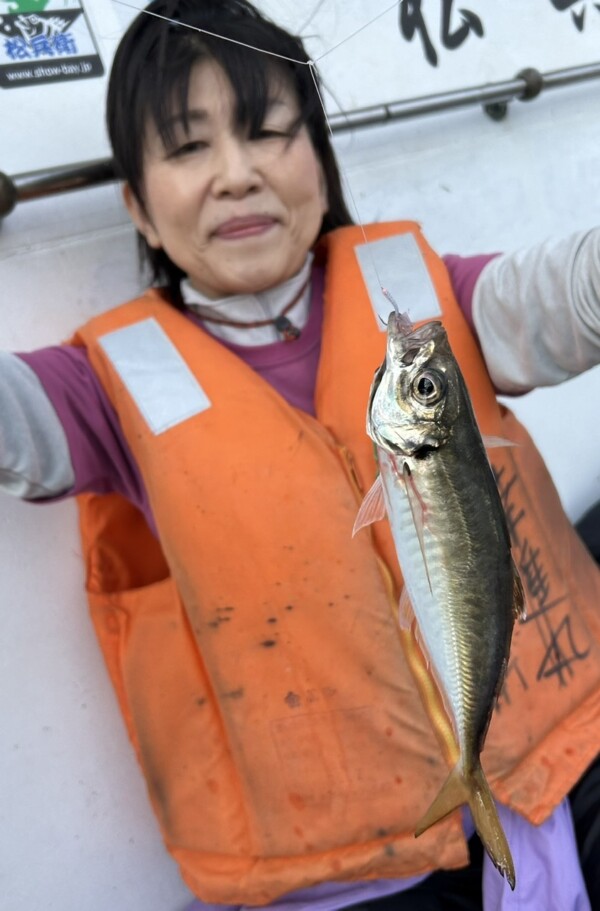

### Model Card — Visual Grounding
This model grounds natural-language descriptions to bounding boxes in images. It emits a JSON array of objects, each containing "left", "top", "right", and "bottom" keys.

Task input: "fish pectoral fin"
[
  {"left": 353, "top": 475, "right": 387, "bottom": 537},
  {"left": 482, "top": 434, "right": 518, "bottom": 449},
  {"left": 415, "top": 763, "right": 516, "bottom": 891},
  {"left": 512, "top": 559, "right": 527, "bottom": 621},
  {"left": 402, "top": 461, "right": 433, "bottom": 593}
]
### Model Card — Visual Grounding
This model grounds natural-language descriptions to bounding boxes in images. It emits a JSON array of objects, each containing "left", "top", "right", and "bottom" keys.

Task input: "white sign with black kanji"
[{"left": 0, "top": 0, "right": 104, "bottom": 88}]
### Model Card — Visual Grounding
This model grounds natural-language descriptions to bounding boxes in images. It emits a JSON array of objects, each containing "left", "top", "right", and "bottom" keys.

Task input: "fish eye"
[{"left": 411, "top": 368, "right": 446, "bottom": 405}]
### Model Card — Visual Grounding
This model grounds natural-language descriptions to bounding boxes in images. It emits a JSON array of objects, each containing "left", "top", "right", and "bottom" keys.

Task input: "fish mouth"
[
  {"left": 411, "top": 443, "right": 438, "bottom": 460},
  {"left": 373, "top": 429, "right": 442, "bottom": 458}
]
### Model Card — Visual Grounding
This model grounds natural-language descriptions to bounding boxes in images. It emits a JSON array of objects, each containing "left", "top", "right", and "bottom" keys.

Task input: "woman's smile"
[{"left": 212, "top": 214, "right": 279, "bottom": 240}]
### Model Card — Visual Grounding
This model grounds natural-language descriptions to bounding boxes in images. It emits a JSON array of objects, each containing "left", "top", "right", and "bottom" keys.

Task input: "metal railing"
[
  {"left": 2, "top": 60, "right": 600, "bottom": 218},
  {"left": 0, "top": 158, "right": 116, "bottom": 218}
]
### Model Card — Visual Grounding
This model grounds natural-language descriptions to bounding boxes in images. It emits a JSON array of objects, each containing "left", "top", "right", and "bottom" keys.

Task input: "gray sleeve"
[
  {"left": 0, "top": 351, "right": 75, "bottom": 499},
  {"left": 472, "top": 228, "right": 600, "bottom": 394}
]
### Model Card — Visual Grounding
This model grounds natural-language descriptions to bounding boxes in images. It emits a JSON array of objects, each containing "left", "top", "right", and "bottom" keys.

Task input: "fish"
[{"left": 354, "top": 314, "right": 525, "bottom": 890}]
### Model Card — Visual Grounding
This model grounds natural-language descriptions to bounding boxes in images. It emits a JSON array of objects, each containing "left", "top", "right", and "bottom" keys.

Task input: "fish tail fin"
[
  {"left": 414, "top": 763, "right": 469, "bottom": 838},
  {"left": 415, "top": 762, "right": 515, "bottom": 891},
  {"left": 468, "top": 763, "right": 516, "bottom": 890}
]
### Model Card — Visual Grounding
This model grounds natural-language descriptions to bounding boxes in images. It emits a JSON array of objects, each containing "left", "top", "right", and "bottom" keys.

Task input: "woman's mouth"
[{"left": 213, "top": 215, "right": 277, "bottom": 240}]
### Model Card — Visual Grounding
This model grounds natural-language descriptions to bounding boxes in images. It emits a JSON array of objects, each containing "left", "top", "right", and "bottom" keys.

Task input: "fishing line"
[
  {"left": 308, "top": 62, "right": 373, "bottom": 255},
  {"left": 111, "top": 0, "right": 309, "bottom": 64},
  {"left": 307, "top": 58, "right": 399, "bottom": 316},
  {"left": 382, "top": 287, "right": 402, "bottom": 316},
  {"left": 297, "top": 0, "right": 329, "bottom": 39},
  {"left": 111, "top": 0, "right": 398, "bottom": 310},
  {"left": 313, "top": 0, "right": 399, "bottom": 62}
]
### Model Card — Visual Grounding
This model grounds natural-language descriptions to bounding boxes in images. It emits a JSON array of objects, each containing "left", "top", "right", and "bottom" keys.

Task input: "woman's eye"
[
  {"left": 170, "top": 140, "right": 208, "bottom": 158},
  {"left": 255, "top": 128, "right": 291, "bottom": 140}
]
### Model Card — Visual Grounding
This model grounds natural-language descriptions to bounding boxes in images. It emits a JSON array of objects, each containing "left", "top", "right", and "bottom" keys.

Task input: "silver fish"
[{"left": 355, "top": 315, "right": 524, "bottom": 889}]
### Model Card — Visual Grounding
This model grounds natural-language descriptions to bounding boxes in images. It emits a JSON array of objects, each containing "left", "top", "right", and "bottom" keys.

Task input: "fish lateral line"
[{"left": 415, "top": 761, "right": 516, "bottom": 891}]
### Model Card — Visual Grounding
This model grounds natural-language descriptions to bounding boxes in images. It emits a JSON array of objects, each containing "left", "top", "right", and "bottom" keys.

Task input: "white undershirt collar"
[{"left": 181, "top": 254, "right": 313, "bottom": 347}]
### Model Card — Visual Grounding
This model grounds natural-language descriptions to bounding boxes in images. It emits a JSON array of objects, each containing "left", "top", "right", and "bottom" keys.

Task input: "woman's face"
[{"left": 125, "top": 60, "right": 328, "bottom": 299}]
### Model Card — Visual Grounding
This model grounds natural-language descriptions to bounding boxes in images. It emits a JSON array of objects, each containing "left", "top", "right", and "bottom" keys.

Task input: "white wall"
[
  {"left": 0, "top": 188, "right": 193, "bottom": 911},
  {"left": 1, "top": 2, "right": 599, "bottom": 909}
]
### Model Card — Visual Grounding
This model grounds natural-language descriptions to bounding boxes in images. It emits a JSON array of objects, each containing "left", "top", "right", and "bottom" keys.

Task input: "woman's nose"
[{"left": 212, "top": 136, "right": 262, "bottom": 198}]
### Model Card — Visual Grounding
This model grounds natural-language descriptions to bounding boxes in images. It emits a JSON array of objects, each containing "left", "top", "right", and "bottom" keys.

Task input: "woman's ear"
[{"left": 122, "top": 184, "right": 161, "bottom": 248}]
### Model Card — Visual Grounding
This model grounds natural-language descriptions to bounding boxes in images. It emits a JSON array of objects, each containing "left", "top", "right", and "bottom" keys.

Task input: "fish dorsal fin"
[
  {"left": 512, "top": 559, "right": 527, "bottom": 621},
  {"left": 402, "top": 461, "right": 433, "bottom": 594},
  {"left": 353, "top": 474, "right": 387, "bottom": 537},
  {"left": 482, "top": 434, "right": 517, "bottom": 449}
]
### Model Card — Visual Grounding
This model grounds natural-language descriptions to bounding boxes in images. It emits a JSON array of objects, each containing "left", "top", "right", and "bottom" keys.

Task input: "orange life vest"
[{"left": 73, "top": 222, "right": 600, "bottom": 906}]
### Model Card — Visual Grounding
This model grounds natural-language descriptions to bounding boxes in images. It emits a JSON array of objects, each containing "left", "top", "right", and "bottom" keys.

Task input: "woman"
[{"left": 2, "top": 1, "right": 600, "bottom": 909}]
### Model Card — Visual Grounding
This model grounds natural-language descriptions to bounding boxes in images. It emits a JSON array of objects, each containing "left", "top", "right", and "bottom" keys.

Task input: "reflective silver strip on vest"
[
  {"left": 99, "top": 318, "right": 211, "bottom": 434},
  {"left": 354, "top": 233, "right": 442, "bottom": 330}
]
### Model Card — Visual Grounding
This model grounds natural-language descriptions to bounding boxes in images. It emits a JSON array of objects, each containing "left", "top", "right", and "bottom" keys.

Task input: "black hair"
[{"left": 106, "top": 0, "right": 353, "bottom": 307}]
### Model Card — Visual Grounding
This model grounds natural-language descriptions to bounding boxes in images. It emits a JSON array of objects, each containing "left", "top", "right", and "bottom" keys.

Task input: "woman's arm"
[
  {"left": 0, "top": 351, "right": 74, "bottom": 498},
  {"left": 1, "top": 345, "right": 146, "bottom": 514},
  {"left": 471, "top": 228, "right": 600, "bottom": 394}
]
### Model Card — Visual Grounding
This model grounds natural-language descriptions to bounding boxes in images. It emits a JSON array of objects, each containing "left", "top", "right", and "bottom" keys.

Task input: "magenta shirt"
[
  {"left": 17, "top": 256, "right": 490, "bottom": 523},
  {"left": 17, "top": 254, "right": 591, "bottom": 911}
]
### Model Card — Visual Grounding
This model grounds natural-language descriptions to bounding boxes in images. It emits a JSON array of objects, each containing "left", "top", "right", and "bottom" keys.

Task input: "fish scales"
[
  {"left": 380, "top": 435, "right": 513, "bottom": 746},
  {"left": 357, "top": 315, "right": 523, "bottom": 889}
]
